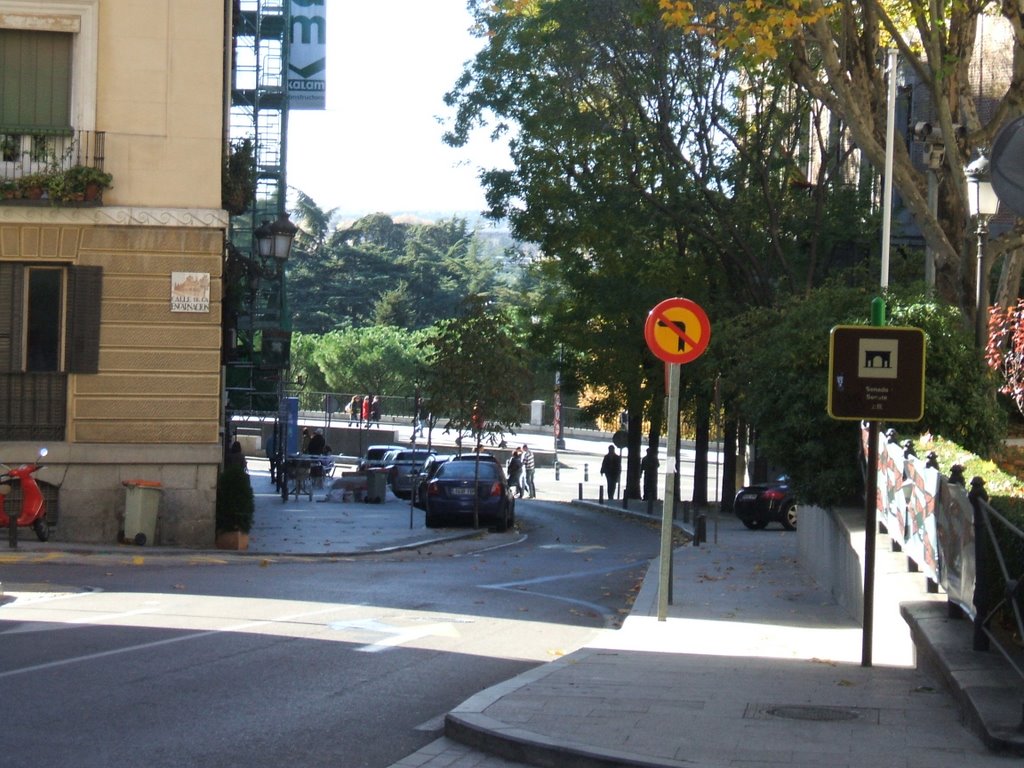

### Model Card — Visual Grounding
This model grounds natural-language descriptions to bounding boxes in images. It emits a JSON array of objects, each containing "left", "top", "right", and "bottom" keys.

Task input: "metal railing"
[
  {"left": 867, "top": 427, "right": 1024, "bottom": 703},
  {"left": 968, "top": 485, "right": 1024, "bottom": 682},
  {"left": 0, "top": 130, "right": 107, "bottom": 203},
  {"left": 280, "top": 391, "right": 606, "bottom": 435}
]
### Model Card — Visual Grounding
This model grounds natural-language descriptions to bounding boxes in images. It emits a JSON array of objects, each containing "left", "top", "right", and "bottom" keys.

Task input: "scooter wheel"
[{"left": 32, "top": 518, "right": 49, "bottom": 542}]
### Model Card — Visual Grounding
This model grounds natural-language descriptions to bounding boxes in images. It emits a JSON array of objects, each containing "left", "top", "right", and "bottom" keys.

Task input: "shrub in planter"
[
  {"left": 16, "top": 172, "right": 52, "bottom": 199},
  {"left": 46, "top": 165, "right": 113, "bottom": 203},
  {"left": 215, "top": 463, "right": 254, "bottom": 534}
]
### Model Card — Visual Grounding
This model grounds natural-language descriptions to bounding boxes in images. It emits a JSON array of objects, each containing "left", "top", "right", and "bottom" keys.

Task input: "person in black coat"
[{"left": 600, "top": 445, "right": 621, "bottom": 500}]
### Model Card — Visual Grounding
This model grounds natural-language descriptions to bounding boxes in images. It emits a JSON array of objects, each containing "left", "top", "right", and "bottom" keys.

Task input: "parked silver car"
[
  {"left": 385, "top": 448, "right": 435, "bottom": 499},
  {"left": 357, "top": 444, "right": 404, "bottom": 472}
]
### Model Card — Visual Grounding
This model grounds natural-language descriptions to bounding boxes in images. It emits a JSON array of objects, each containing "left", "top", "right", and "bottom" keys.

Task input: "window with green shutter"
[{"left": 0, "top": 28, "right": 73, "bottom": 135}]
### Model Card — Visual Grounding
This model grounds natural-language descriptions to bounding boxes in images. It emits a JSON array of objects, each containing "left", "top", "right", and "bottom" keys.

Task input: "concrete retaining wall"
[{"left": 798, "top": 505, "right": 866, "bottom": 623}]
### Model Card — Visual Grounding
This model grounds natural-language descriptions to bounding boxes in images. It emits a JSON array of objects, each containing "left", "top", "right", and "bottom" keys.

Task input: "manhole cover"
[{"left": 745, "top": 703, "right": 879, "bottom": 723}]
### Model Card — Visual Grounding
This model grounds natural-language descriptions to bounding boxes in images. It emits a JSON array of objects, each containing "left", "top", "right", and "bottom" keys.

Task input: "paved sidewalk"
[{"left": 390, "top": 508, "right": 1024, "bottom": 768}]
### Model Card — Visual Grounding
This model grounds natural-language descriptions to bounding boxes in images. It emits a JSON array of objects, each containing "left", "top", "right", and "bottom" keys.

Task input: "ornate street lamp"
[
  {"left": 253, "top": 211, "right": 298, "bottom": 272},
  {"left": 965, "top": 152, "right": 1000, "bottom": 347}
]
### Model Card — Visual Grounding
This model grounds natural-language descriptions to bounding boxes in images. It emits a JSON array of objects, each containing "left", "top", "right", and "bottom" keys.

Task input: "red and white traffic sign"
[{"left": 644, "top": 297, "right": 711, "bottom": 364}]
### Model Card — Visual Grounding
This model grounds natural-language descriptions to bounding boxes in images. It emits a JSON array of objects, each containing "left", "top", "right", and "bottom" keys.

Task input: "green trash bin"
[
  {"left": 365, "top": 470, "right": 387, "bottom": 504},
  {"left": 122, "top": 480, "right": 162, "bottom": 545}
]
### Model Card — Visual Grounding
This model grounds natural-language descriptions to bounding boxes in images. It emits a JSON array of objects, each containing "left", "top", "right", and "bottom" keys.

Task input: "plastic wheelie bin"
[{"left": 122, "top": 479, "right": 162, "bottom": 545}]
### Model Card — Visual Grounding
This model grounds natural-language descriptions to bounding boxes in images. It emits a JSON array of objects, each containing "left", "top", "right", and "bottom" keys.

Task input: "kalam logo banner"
[{"left": 289, "top": 0, "right": 326, "bottom": 109}]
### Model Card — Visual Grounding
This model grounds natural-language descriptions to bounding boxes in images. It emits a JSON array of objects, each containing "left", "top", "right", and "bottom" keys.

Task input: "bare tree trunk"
[{"left": 693, "top": 395, "right": 709, "bottom": 506}]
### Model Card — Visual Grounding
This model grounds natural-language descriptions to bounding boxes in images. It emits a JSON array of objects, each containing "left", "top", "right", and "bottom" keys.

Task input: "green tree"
[
  {"left": 418, "top": 296, "right": 530, "bottom": 443},
  {"left": 445, "top": 0, "right": 877, "bottom": 495},
  {"left": 712, "top": 280, "right": 1005, "bottom": 506},
  {"left": 661, "top": 0, "right": 1024, "bottom": 316},
  {"left": 312, "top": 325, "right": 426, "bottom": 398}
]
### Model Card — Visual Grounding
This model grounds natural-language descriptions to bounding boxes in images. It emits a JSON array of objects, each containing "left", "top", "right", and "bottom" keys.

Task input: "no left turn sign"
[{"left": 644, "top": 297, "right": 711, "bottom": 364}]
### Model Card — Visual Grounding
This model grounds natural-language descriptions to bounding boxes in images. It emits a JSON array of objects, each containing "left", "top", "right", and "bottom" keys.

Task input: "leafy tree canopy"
[{"left": 711, "top": 278, "right": 1005, "bottom": 506}]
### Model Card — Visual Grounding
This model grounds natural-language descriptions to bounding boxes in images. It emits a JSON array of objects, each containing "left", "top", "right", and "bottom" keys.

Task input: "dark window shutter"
[
  {"left": 65, "top": 265, "right": 101, "bottom": 373},
  {"left": 0, "top": 29, "right": 72, "bottom": 134},
  {"left": 0, "top": 263, "right": 24, "bottom": 372}
]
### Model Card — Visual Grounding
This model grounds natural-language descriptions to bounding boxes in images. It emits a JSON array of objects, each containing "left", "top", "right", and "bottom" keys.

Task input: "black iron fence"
[{"left": 281, "top": 391, "right": 604, "bottom": 434}]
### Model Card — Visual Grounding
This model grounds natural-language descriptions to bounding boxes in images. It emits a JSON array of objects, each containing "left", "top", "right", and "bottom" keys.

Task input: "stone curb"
[
  {"left": 902, "top": 600, "right": 1024, "bottom": 755},
  {"left": 444, "top": 649, "right": 690, "bottom": 768}
]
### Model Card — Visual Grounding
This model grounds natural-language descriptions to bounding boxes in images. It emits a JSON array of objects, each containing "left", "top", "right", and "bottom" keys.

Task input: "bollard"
[
  {"left": 694, "top": 514, "right": 707, "bottom": 546},
  {"left": 599, "top": 486, "right": 604, "bottom": 504},
  {"left": 646, "top": 497, "right": 654, "bottom": 515},
  {"left": 622, "top": 494, "right": 627, "bottom": 510},
  {"left": 555, "top": 462, "right": 560, "bottom": 481},
  {"left": 8, "top": 512, "right": 17, "bottom": 549},
  {"left": 578, "top": 482, "right": 583, "bottom": 500},
  {"left": 584, "top": 463, "right": 589, "bottom": 482}
]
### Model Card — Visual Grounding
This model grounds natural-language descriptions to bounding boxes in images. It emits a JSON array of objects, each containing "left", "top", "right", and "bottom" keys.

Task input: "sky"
[{"left": 286, "top": 2, "right": 509, "bottom": 219}]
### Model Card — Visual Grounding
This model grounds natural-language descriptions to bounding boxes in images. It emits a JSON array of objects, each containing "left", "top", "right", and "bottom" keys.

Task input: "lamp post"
[
  {"left": 965, "top": 152, "right": 1000, "bottom": 347},
  {"left": 256, "top": 212, "right": 297, "bottom": 472}
]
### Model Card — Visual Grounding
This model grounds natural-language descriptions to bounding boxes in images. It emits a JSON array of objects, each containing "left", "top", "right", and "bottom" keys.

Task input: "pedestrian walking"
[
  {"left": 506, "top": 449, "right": 523, "bottom": 498},
  {"left": 521, "top": 444, "right": 536, "bottom": 498},
  {"left": 600, "top": 445, "right": 621, "bottom": 500},
  {"left": 265, "top": 428, "right": 279, "bottom": 484},
  {"left": 348, "top": 395, "right": 361, "bottom": 424},
  {"left": 411, "top": 390, "right": 423, "bottom": 438},
  {"left": 361, "top": 395, "right": 371, "bottom": 425},
  {"left": 370, "top": 395, "right": 382, "bottom": 426},
  {"left": 641, "top": 447, "right": 660, "bottom": 501}
]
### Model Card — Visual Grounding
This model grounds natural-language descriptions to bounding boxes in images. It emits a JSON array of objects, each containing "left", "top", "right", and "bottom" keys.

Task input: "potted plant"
[
  {"left": 16, "top": 171, "right": 52, "bottom": 200},
  {"left": 222, "top": 137, "right": 257, "bottom": 215},
  {"left": 64, "top": 164, "right": 113, "bottom": 202},
  {"left": 0, "top": 178, "right": 19, "bottom": 200},
  {"left": 215, "top": 463, "right": 254, "bottom": 549}
]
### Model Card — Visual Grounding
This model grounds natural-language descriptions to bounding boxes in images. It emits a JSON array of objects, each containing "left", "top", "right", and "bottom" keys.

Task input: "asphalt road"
[{"left": 0, "top": 498, "right": 660, "bottom": 768}]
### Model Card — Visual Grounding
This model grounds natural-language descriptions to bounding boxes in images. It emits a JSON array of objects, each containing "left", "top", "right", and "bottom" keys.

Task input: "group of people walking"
[
  {"left": 505, "top": 444, "right": 536, "bottom": 499},
  {"left": 346, "top": 394, "right": 382, "bottom": 426}
]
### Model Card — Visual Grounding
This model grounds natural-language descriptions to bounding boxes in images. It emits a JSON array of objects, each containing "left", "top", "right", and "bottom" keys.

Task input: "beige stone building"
[{"left": 0, "top": 0, "right": 228, "bottom": 546}]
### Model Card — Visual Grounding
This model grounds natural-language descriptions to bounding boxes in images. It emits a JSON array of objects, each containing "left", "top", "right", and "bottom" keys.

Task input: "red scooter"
[{"left": 0, "top": 448, "right": 49, "bottom": 542}]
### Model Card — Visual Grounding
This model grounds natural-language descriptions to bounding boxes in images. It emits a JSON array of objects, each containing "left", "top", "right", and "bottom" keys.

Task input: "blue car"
[{"left": 423, "top": 457, "right": 515, "bottom": 532}]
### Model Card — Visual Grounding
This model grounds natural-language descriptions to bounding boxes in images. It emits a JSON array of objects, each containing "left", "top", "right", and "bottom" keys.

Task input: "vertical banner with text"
[{"left": 289, "top": 0, "right": 326, "bottom": 109}]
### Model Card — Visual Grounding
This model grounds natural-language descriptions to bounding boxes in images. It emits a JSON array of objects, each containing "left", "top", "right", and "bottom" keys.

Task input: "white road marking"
[{"left": 0, "top": 604, "right": 345, "bottom": 680}]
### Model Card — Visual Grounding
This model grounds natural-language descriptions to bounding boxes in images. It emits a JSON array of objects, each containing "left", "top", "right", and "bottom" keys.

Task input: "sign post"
[
  {"left": 644, "top": 298, "right": 711, "bottom": 621},
  {"left": 827, "top": 315, "right": 925, "bottom": 665}
]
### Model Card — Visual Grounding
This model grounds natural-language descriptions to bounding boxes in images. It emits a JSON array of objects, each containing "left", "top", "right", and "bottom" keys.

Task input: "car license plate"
[
  {"left": 451, "top": 487, "right": 475, "bottom": 496},
  {"left": 740, "top": 492, "right": 758, "bottom": 501}
]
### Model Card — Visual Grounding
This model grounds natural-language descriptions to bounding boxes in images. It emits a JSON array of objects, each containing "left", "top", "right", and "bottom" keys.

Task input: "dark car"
[
  {"left": 423, "top": 457, "right": 515, "bottom": 532},
  {"left": 413, "top": 454, "right": 454, "bottom": 510},
  {"left": 734, "top": 476, "right": 797, "bottom": 531},
  {"left": 385, "top": 448, "right": 435, "bottom": 499}
]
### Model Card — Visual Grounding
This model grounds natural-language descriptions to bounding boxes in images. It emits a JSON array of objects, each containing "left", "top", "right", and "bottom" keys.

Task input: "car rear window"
[
  {"left": 396, "top": 450, "right": 432, "bottom": 462},
  {"left": 437, "top": 461, "right": 499, "bottom": 480}
]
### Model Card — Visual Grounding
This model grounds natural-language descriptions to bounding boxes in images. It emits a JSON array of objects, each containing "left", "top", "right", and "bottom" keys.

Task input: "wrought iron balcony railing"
[{"left": 0, "top": 130, "right": 109, "bottom": 205}]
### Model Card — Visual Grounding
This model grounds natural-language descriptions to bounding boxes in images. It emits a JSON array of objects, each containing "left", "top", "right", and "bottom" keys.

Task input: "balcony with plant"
[{"left": 0, "top": 130, "right": 112, "bottom": 206}]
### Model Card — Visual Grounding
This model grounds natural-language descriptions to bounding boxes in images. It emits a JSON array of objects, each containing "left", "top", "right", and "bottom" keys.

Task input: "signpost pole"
[
  {"left": 658, "top": 362, "right": 681, "bottom": 621},
  {"left": 862, "top": 296, "right": 887, "bottom": 667}
]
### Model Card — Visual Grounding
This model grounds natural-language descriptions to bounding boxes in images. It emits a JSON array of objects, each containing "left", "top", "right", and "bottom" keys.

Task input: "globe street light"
[{"left": 965, "top": 152, "right": 1000, "bottom": 347}]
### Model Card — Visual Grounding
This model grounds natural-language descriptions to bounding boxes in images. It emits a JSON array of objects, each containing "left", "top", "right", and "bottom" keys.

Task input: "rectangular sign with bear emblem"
[{"left": 828, "top": 325, "right": 926, "bottom": 421}]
